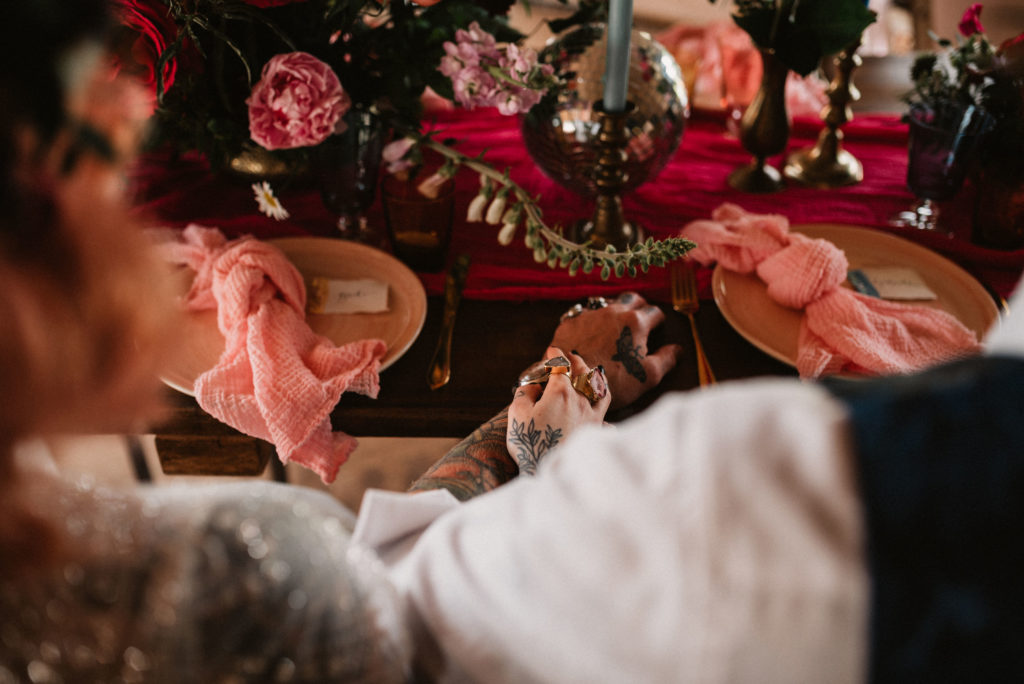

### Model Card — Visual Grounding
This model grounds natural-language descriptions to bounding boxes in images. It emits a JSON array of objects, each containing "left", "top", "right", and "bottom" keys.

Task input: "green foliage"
[
  {"left": 905, "top": 20, "right": 1024, "bottom": 173},
  {"left": 142, "top": 0, "right": 525, "bottom": 165},
  {"left": 419, "top": 136, "right": 696, "bottom": 279},
  {"left": 718, "top": 0, "right": 876, "bottom": 77}
]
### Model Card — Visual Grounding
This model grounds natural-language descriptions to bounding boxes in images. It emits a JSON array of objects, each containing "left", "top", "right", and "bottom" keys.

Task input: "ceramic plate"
[
  {"left": 712, "top": 223, "right": 1001, "bottom": 370},
  {"left": 161, "top": 237, "right": 427, "bottom": 396}
]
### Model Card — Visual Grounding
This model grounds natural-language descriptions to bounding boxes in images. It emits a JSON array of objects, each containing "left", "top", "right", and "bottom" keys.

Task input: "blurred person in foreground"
[
  {"left": 4, "top": 2, "right": 1023, "bottom": 684},
  {"left": 0, "top": 2, "right": 674, "bottom": 681}
]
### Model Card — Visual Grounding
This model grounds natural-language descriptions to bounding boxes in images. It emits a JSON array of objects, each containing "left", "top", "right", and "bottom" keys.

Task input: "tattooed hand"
[
  {"left": 550, "top": 292, "right": 681, "bottom": 409},
  {"left": 508, "top": 347, "right": 610, "bottom": 474}
]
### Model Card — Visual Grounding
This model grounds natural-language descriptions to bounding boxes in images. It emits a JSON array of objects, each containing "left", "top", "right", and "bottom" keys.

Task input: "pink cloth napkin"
[
  {"left": 162, "top": 225, "right": 386, "bottom": 482},
  {"left": 682, "top": 204, "right": 982, "bottom": 377}
]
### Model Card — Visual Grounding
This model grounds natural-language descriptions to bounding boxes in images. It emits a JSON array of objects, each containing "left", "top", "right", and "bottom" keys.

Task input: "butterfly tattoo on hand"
[{"left": 611, "top": 326, "right": 647, "bottom": 383}]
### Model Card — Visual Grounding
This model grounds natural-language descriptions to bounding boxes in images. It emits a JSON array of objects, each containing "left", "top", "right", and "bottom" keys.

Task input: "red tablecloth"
[{"left": 130, "top": 107, "right": 1024, "bottom": 301}]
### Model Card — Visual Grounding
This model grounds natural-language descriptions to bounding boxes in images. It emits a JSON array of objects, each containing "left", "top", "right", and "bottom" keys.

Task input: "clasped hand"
[{"left": 507, "top": 292, "right": 681, "bottom": 474}]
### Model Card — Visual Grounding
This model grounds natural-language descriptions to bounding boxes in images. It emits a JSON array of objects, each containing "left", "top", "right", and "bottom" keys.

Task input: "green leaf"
[
  {"left": 796, "top": 0, "right": 876, "bottom": 58},
  {"left": 732, "top": 0, "right": 876, "bottom": 76},
  {"left": 732, "top": 8, "right": 777, "bottom": 50},
  {"left": 774, "top": 25, "right": 824, "bottom": 76}
]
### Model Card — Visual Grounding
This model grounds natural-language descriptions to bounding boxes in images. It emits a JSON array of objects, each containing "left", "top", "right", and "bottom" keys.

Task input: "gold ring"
[
  {"left": 517, "top": 360, "right": 549, "bottom": 387},
  {"left": 544, "top": 356, "right": 571, "bottom": 375},
  {"left": 570, "top": 368, "right": 608, "bottom": 404},
  {"left": 517, "top": 356, "right": 570, "bottom": 388}
]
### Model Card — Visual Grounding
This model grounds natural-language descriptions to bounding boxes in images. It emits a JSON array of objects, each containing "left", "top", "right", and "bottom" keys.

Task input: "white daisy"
[{"left": 252, "top": 181, "right": 290, "bottom": 220}]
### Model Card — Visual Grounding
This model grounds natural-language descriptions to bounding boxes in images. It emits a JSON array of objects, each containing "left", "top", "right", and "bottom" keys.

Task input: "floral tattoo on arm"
[
  {"left": 409, "top": 409, "right": 519, "bottom": 501},
  {"left": 611, "top": 326, "right": 647, "bottom": 383},
  {"left": 507, "top": 418, "right": 563, "bottom": 475}
]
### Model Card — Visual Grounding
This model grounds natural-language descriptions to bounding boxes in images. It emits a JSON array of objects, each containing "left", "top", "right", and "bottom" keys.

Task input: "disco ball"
[{"left": 521, "top": 24, "right": 689, "bottom": 197}]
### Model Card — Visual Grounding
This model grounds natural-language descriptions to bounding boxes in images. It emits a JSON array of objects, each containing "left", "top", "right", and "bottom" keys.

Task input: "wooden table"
[
  {"left": 139, "top": 55, "right": 1023, "bottom": 476},
  {"left": 152, "top": 294, "right": 795, "bottom": 476}
]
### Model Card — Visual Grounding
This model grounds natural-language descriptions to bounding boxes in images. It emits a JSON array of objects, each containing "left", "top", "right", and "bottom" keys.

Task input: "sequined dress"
[{"left": 0, "top": 480, "right": 408, "bottom": 683}]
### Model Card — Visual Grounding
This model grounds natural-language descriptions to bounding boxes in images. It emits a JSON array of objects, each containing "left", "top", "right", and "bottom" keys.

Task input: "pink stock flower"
[
  {"left": 459, "top": 23, "right": 498, "bottom": 52},
  {"left": 503, "top": 44, "right": 533, "bottom": 75},
  {"left": 439, "top": 21, "right": 555, "bottom": 113},
  {"left": 958, "top": 3, "right": 985, "bottom": 37},
  {"left": 246, "top": 51, "right": 351, "bottom": 150}
]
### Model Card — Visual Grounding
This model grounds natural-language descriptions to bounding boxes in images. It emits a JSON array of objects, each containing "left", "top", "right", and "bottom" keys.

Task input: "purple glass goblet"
[{"left": 891, "top": 103, "right": 993, "bottom": 233}]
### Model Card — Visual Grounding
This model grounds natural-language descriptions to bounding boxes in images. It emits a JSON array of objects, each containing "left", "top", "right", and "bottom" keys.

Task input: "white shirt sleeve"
[{"left": 384, "top": 379, "right": 869, "bottom": 684}]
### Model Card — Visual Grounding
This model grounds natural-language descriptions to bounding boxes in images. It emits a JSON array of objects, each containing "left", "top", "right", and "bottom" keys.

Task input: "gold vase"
[
  {"left": 784, "top": 39, "right": 864, "bottom": 188},
  {"left": 728, "top": 49, "right": 790, "bottom": 193}
]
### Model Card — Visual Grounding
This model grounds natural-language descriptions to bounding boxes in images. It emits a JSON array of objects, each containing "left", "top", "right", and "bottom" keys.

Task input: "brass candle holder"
[
  {"left": 784, "top": 38, "right": 864, "bottom": 188},
  {"left": 572, "top": 101, "right": 644, "bottom": 251}
]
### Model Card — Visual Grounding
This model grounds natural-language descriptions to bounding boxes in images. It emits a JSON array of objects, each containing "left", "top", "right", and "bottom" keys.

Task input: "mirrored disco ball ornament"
[{"left": 521, "top": 25, "right": 689, "bottom": 197}]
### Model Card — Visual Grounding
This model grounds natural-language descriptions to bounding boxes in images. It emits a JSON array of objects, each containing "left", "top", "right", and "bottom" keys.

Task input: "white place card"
[
  {"left": 306, "top": 277, "right": 389, "bottom": 314},
  {"left": 848, "top": 267, "right": 937, "bottom": 301}
]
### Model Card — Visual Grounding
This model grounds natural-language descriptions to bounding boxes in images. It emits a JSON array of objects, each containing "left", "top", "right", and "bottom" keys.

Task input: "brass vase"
[
  {"left": 784, "top": 39, "right": 864, "bottom": 188},
  {"left": 728, "top": 49, "right": 790, "bottom": 193}
]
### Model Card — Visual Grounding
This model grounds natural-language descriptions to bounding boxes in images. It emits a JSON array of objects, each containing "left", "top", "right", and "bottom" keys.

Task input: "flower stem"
[{"left": 418, "top": 136, "right": 695, "bottom": 278}]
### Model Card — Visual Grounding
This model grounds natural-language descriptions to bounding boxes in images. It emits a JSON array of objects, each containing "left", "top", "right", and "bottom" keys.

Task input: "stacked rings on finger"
[
  {"left": 516, "top": 357, "right": 608, "bottom": 404},
  {"left": 517, "top": 356, "right": 571, "bottom": 387},
  {"left": 559, "top": 295, "right": 609, "bottom": 322}
]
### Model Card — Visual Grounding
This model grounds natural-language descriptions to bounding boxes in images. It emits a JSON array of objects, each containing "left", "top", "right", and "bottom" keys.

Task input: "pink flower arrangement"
[
  {"left": 245, "top": 51, "right": 352, "bottom": 150},
  {"left": 119, "top": 2, "right": 561, "bottom": 167},
  {"left": 439, "top": 21, "right": 555, "bottom": 115}
]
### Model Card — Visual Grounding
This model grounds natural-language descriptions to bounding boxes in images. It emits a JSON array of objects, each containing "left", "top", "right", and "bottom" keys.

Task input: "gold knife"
[{"left": 427, "top": 254, "right": 470, "bottom": 390}]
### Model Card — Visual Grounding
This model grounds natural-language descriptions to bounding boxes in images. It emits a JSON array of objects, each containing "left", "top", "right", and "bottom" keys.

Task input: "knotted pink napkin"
[
  {"left": 162, "top": 225, "right": 386, "bottom": 482},
  {"left": 681, "top": 204, "right": 982, "bottom": 377}
]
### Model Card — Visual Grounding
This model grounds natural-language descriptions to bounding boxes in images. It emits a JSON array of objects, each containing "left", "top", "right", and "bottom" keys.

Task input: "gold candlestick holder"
[
  {"left": 784, "top": 38, "right": 864, "bottom": 187},
  {"left": 572, "top": 101, "right": 644, "bottom": 251}
]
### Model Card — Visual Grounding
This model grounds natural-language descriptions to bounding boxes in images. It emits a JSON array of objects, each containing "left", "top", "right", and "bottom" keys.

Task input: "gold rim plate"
[
  {"left": 161, "top": 237, "right": 427, "bottom": 396},
  {"left": 712, "top": 223, "right": 1001, "bottom": 372}
]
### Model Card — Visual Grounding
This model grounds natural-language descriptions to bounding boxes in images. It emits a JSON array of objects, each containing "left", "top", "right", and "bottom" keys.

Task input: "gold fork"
[{"left": 670, "top": 260, "right": 717, "bottom": 387}]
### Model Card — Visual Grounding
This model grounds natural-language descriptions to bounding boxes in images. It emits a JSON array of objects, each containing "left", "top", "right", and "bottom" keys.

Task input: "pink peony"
[
  {"left": 958, "top": 3, "right": 985, "bottom": 37},
  {"left": 246, "top": 51, "right": 351, "bottom": 150}
]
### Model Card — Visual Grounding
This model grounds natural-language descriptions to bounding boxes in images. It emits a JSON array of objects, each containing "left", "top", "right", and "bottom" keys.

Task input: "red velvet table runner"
[{"left": 130, "top": 106, "right": 1024, "bottom": 301}]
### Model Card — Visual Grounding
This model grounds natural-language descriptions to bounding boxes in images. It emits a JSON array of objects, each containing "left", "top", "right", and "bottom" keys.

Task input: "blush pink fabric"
[
  {"left": 163, "top": 225, "right": 386, "bottom": 482},
  {"left": 682, "top": 204, "right": 982, "bottom": 377},
  {"left": 655, "top": 21, "right": 828, "bottom": 118}
]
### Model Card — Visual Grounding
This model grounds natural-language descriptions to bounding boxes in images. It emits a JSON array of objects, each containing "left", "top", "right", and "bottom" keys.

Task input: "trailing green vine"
[{"left": 420, "top": 137, "right": 696, "bottom": 279}]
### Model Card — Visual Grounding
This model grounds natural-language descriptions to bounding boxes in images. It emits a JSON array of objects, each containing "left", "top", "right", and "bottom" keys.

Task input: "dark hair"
[
  {"left": 0, "top": 0, "right": 111, "bottom": 140},
  {"left": 0, "top": 0, "right": 182, "bottom": 578},
  {"left": 0, "top": 0, "right": 112, "bottom": 258}
]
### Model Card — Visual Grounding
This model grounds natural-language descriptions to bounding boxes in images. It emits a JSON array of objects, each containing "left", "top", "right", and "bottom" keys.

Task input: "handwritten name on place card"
[
  {"left": 848, "top": 267, "right": 937, "bottom": 301},
  {"left": 306, "top": 277, "right": 389, "bottom": 314}
]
